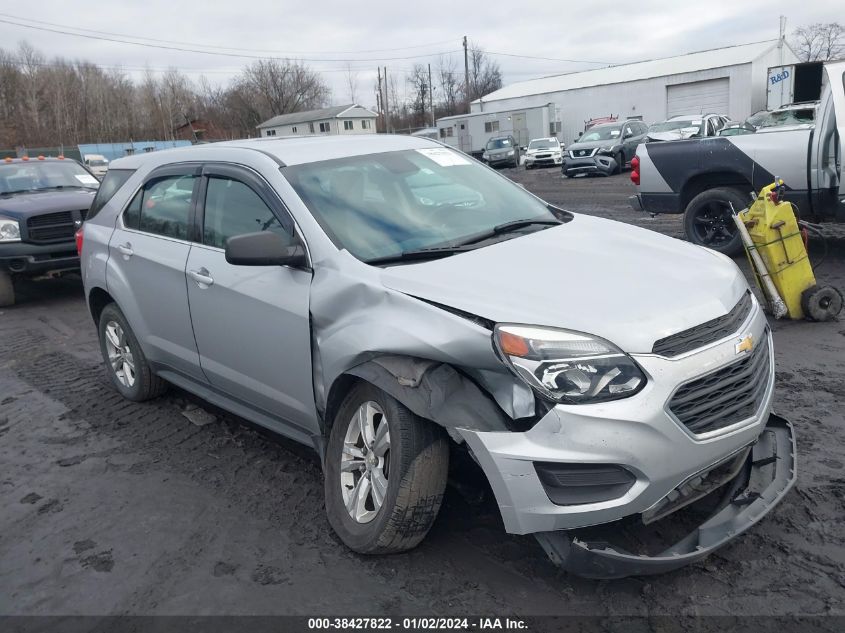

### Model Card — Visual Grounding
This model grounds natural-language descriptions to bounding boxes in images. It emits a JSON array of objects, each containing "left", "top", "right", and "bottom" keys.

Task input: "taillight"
[
  {"left": 75, "top": 226, "right": 84, "bottom": 256},
  {"left": 630, "top": 155, "right": 640, "bottom": 186}
]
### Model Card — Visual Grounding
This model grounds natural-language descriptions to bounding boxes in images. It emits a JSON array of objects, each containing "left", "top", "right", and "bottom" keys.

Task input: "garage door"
[{"left": 666, "top": 78, "right": 730, "bottom": 117}]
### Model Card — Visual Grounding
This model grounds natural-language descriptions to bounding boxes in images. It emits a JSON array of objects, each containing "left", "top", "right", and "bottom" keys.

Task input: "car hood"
[
  {"left": 526, "top": 147, "right": 560, "bottom": 154},
  {"left": 0, "top": 189, "right": 97, "bottom": 220},
  {"left": 485, "top": 147, "right": 515, "bottom": 155},
  {"left": 381, "top": 214, "right": 747, "bottom": 354}
]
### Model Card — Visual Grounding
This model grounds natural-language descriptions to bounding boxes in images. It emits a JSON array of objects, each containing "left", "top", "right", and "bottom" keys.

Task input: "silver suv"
[{"left": 79, "top": 135, "right": 795, "bottom": 578}]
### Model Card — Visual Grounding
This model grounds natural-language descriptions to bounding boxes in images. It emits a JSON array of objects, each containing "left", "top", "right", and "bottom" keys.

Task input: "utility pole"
[
  {"left": 383, "top": 66, "right": 391, "bottom": 134},
  {"left": 428, "top": 63, "right": 435, "bottom": 128},
  {"left": 463, "top": 35, "right": 470, "bottom": 113},
  {"left": 377, "top": 67, "right": 384, "bottom": 132},
  {"left": 778, "top": 15, "right": 786, "bottom": 65}
]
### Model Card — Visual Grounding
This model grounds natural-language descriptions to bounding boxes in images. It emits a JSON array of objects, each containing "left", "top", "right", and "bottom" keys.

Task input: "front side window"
[
  {"left": 125, "top": 174, "right": 196, "bottom": 239},
  {"left": 202, "top": 177, "right": 289, "bottom": 249},
  {"left": 284, "top": 148, "right": 560, "bottom": 263}
]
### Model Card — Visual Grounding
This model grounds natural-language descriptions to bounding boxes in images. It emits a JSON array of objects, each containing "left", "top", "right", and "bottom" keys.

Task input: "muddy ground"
[{"left": 1, "top": 168, "right": 844, "bottom": 623}]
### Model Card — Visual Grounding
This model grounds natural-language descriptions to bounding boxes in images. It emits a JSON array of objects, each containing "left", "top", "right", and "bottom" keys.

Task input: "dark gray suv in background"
[{"left": 562, "top": 120, "right": 649, "bottom": 177}]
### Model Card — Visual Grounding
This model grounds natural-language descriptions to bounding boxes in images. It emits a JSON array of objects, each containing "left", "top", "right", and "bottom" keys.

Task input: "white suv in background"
[{"left": 524, "top": 137, "right": 563, "bottom": 169}]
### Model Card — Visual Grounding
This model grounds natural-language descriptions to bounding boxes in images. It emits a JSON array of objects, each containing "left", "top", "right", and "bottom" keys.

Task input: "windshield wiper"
[
  {"left": 38, "top": 185, "right": 97, "bottom": 191},
  {"left": 450, "top": 218, "right": 563, "bottom": 247},
  {"left": 364, "top": 219, "right": 562, "bottom": 266},
  {"left": 365, "top": 245, "right": 476, "bottom": 266}
]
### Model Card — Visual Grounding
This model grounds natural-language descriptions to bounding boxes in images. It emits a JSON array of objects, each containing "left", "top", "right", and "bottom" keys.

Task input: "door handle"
[
  {"left": 188, "top": 268, "right": 214, "bottom": 287},
  {"left": 117, "top": 242, "right": 133, "bottom": 258}
]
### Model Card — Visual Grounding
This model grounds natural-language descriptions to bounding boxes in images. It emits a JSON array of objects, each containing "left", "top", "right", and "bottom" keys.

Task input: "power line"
[
  {"left": 0, "top": 17, "right": 460, "bottom": 62},
  {"left": 0, "top": 12, "right": 457, "bottom": 55},
  {"left": 485, "top": 50, "right": 612, "bottom": 64}
]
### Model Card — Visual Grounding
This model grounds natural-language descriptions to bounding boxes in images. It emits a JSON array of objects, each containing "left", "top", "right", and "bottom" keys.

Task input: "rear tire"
[
  {"left": 97, "top": 303, "right": 167, "bottom": 401},
  {"left": 683, "top": 188, "right": 748, "bottom": 256},
  {"left": 324, "top": 382, "right": 449, "bottom": 555},
  {"left": 0, "top": 270, "right": 14, "bottom": 308}
]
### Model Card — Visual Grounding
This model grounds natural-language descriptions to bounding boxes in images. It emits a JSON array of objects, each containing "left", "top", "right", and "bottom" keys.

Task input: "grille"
[
  {"left": 653, "top": 291, "right": 753, "bottom": 357},
  {"left": 570, "top": 148, "right": 595, "bottom": 158},
  {"left": 669, "top": 332, "right": 771, "bottom": 435},
  {"left": 535, "top": 153, "right": 551, "bottom": 159},
  {"left": 26, "top": 211, "right": 78, "bottom": 243}
]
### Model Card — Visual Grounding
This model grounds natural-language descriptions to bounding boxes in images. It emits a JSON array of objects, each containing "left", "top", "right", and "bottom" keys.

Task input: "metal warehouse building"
[{"left": 471, "top": 40, "right": 799, "bottom": 145}]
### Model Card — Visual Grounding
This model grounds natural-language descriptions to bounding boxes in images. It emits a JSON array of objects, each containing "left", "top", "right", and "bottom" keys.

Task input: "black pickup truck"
[
  {"left": 0, "top": 156, "right": 100, "bottom": 306},
  {"left": 630, "top": 60, "right": 844, "bottom": 255}
]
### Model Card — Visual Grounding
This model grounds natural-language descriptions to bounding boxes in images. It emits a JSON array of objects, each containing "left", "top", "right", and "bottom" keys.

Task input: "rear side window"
[
  {"left": 123, "top": 174, "right": 196, "bottom": 240},
  {"left": 87, "top": 168, "right": 134, "bottom": 220},
  {"left": 202, "top": 177, "right": 290, "bottom": 249}
]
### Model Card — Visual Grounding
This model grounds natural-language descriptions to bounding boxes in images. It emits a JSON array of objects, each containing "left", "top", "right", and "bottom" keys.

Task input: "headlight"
[
  {"left": 0, "top": 216, "right": 21, "bottom": 242},
  {"left": 507, "top": 149, "right": 515, "bottom": 156},
  {"left": 494, "top": 324, "right": 646, "bottom": 404},
  {"left": 482, "top": 152, "right": 489, "bottom": 160},
  {"left": 598, "top": 146, "right": 615, "bottom": 154}
]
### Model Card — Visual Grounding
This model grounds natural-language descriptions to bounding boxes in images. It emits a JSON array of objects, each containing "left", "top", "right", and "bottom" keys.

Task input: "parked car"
[
  {"left": 746, "top": 102, "right": 817, "bottom": 130},
  {"left": 79, "top": 134, "right": 795, "bottom": 578},
  {"left": 523, "top": 137, "right": 563, "bottom": 169},
  {"left": 562, "top": 120, "right": 648, "bottom": 177},
  {"left": 631, "top": 61, "right": 843, "bottom": 255},
  {"left": 481, "top": 135, "right": 520, "bottom": 168},
  {"left": 0, "top": 156, "right": 99, "bottom": 306},
  {"left": 83, "top": 154, "right": 110, "bottom": 179},
  {"left": 646, "top": 114, "right": 729, "bottom": 141}
]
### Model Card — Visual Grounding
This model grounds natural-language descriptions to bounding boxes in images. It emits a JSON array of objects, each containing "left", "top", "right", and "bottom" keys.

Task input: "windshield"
[
  {"left": 0, "top": 161, "right": 99, "bottom": 194},
  {"left": 579, "top": 126, "right": 622, "bottom": 142},
  {"left": 528, "top": 139, "right": 558, "bottom": 149},
  {"left": 755, "top": 108, "right": 815, "bottom": 128},
  {"left": 87, "top": 159, "right": 108, "bottom": 166},
  {"left": 485, "top": 137, "right": 513, "bottom": 150},
  {"left": 283, "top": 148, "right": 559, "bottom": 263},
  {"left": 648, "top": 119, "right": 703, "bottom": 134}
]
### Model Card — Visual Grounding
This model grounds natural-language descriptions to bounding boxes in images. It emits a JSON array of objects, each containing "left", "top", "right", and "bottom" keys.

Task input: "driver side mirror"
[{"left": 225, "top": 231, "right": 310, "bottom": 270}]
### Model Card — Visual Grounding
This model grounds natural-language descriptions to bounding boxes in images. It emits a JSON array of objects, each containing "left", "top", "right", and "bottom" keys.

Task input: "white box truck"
[
  {"left": 766, "top": 61, "right": 824, "bottom": 109},
  {"left": 435, "top": 103, "right": 560, "bottom": 157}
]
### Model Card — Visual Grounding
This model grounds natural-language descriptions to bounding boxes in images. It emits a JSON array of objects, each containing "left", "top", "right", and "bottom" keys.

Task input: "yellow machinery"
[{"left": 734, "top": 180, "right": 842, "bottom": 321}]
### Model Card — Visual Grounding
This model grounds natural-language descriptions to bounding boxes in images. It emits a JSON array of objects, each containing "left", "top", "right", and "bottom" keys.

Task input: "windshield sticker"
[
  {"left": 75, "top": 174, "right": 99, "bottom": 185},
  {"left": 609, "top": 130, "right": 620, "bottom": 137},
  {"left": 416, "top": 147, "right": 471, "bottom": 167}
]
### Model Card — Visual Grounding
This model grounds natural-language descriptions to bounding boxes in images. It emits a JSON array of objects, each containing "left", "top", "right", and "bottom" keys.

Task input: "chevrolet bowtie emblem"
[{"left": 735, "top": 334, "right": 754, "bottom": 355}]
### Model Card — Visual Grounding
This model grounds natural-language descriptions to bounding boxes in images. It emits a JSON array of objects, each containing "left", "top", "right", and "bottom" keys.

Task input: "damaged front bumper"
[{"left": 534, "top": 414, "right": 796, "bottom": 578}]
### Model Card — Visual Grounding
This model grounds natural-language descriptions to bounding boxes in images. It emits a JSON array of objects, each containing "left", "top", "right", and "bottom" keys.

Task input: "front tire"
[
  {"left": 0, "top": 270, "right": 14, "bottom": 307},
  {"left": 324, "top": 382, "right": 449, "bottom": 555},
  {"left": 97, "top": 303, "right": 167, "bottom": 401},
  {"left": 683, "top": 188, "right": 747, "bottom": 255}
]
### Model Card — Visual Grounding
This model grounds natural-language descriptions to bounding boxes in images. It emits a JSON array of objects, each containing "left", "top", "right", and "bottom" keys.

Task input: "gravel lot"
[{"left": 1, "top": 167, "right": 844, "bottom": 622}]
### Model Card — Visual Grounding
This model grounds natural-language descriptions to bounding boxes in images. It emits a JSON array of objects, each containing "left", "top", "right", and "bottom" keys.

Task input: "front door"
[
  {"left": 107, "top": 165, "right": 204, "bottom": 380},
  {"left": 185, "top": 164, "right": 317, "bottom": 436},
  {"left": 511, "top": 112, "right": 528, "bottom": 147}
]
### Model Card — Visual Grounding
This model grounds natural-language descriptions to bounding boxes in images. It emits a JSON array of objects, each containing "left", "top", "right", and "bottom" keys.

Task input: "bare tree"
[
  {"left": 344, "top": 62, "right": 359, "bottom": 103},
  {"left": 406, "top": 64, "right": 429, "bottom": 126},
  {"left": 792, "top": 22, "right": 845, "bottom": 61},
  {"left": 436, "top": 55, "right": 461, "bottom": 117},
  {"left": 466, "top": 44, "right": 503, "bottom": 103}
]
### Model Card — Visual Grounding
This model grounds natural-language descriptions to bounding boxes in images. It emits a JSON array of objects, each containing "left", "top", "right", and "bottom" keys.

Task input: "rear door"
[
  {"left": 107, "top": 164, "right": 204, "bottom": 379},
  {"left": 185, "top": 163, "right": 317, "bottom": 436}
]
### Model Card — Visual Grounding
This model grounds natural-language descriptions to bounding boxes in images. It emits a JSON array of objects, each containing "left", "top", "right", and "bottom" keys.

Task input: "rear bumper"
[
  {"left": 0, "top": 241, "right": 79, "bottom": 275},
  {"left": 535, "top": 413, "right": 796, "bottom": 578}
]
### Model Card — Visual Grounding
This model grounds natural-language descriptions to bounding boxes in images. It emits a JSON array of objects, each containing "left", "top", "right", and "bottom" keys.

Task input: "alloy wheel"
[
  {"left": 340, "top": 401, "right": 391, "bottom": 523},
  {"left": 692, "top": 202, "right": 737, "bottom": 246},
  {"left": 104, "top": 320, "right": 136, "bottom": 387}
]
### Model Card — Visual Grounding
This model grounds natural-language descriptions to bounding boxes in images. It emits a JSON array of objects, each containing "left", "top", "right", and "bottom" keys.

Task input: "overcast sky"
[{"left": 0, "top": 0, "right": 837, "bottom": 109}]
